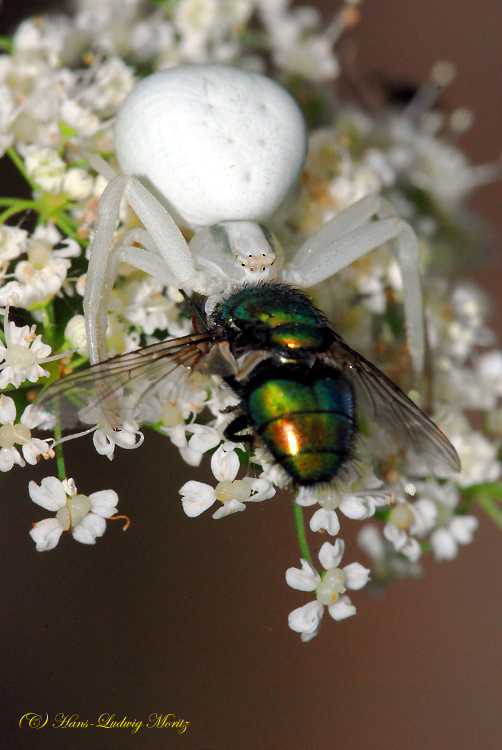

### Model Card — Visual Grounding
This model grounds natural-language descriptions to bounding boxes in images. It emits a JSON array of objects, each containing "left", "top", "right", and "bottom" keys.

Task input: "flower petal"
[
  {"left": 343, "top": 562, "right": 371, "bottom": 590},
  {"left": 285, "top": 559, "right": 319, "bottom": 591},
  {"left": 20, "top": 403, "right": 44, "bottom": 429},
  {"left": 187, "top": 425, "right": 220, "bottom": 453},
  {"left": 0, "top": 446, "right": 24, "bottom": 471},
  {"left": 210, "top": 443, "right": 240, "bottom": 481},
  {"left": 242, "top": 477, "right": 275, "bottom": 502},
  {"left": 430, "top": 528, "right": 458, "bottom": 560},
  {"left": 339, "top": 494, "right": 369, "bottom": 520},
  {"left": 179, "top": 480, "right": 216, "bottom": 517},
  {"left": 72, "top": 514, "right": 106, "bottom": 544},
  {"left": 288, "top": 600, "right": 323, "bottom": 640},
  {"left": 328, "top": 595, "right": 356, "bottom": 621},
  {"left": 28, "top": 476, "right": 66, "bottom": 510},
  {"left": 449, "top": 515, "right": 478, "bottom": 544},
  {"left": 29, "top": 518, "right": 64, "bottom": 551},
  {"left": 357, "top": 524, "right": 385, "bottom": 561},
  {"left": 88, "top": 489, "right": 119, "bottom": 517},
  {"left": 0, "top": 394, "right": 16, "bottom": 423},
  {"left": 212, "top": 499, "right": 246, "bottom": 518},
  {"left": 310, "top": 508, "right": 340, "bottom": 535},
  {"left": 318, "top": 538, "right": 344, "bottom": 570}
]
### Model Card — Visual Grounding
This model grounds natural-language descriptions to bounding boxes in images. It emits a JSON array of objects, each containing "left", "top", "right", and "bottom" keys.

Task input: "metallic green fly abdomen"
[{"left": 246, "top": 362, "right": 355, "bottom": 485}]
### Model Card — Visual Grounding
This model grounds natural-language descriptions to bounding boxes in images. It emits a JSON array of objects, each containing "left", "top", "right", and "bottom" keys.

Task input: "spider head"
[{"left": 188, "top": 220, "right": 284, "bottom": 295}]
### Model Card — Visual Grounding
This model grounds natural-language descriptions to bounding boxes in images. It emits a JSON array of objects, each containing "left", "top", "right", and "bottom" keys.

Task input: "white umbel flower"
[
  {"left": 29, "top": 476, "right": 119, "bottom": 551},
  {"left": 24, "top": 145, "right": 67, "bottom": 193},
  {"left": 0, "top": 317, "right": 52, "bottom": 389},
  {"left": 0, "top": 226, "right": 28, "bottom": 271},
  {"left": 179, "top": 476, "right": 275, "bottom": 519},
  {"left": 0, "top": 395, "right": 54, "bottom": 471},
  {"left": 286, "top": 539, "right": 370, "bottom": 641},
  {"left": 430, "top": 516, "right": 479, "bottom": 561}
]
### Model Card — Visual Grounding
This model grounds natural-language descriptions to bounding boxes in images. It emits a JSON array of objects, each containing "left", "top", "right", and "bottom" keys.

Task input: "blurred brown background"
[{"left": 0, "top": 2, "right": 500, "bottom": 749}]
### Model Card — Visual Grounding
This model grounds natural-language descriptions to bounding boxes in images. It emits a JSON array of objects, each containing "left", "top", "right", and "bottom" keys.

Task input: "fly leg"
[{"left": 223, "top": 412, "right": 254, "bottom": 447}]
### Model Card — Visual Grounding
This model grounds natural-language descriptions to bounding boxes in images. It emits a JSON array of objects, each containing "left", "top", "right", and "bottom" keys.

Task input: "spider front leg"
[
  {"left": 84, "top": 174, "right": 199, "bottom": 364},
  {"left": 284, "top": 195, "right": 424, "bottom": 375}
]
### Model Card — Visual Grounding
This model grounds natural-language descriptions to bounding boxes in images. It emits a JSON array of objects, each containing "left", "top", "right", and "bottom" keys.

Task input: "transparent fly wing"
[
  {"left": 323, "top": 333, "right": 461, "bottom": 473},
  {"left": 35, "top": 331, "right": 219, "bottom": 431}
]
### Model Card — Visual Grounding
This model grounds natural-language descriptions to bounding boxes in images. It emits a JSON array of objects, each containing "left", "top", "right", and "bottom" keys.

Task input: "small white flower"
[
  {"left": 0, "top": 395, "right": 54, "bottom": 471},
  {"left": 24, "top": 145, "right": 67, "bottom": 193},
  {"left": 92, "top": 419, "right": 144, "bottom": 460},
  {"left": 13, "top": 16, "right": 71, "bottom": 67},
  {"left": 452, "top": 431, "right": 501, "bottom": 487},
  {"left": 62, "top": 167, "right": 94, "bottom": 201},
  {"left": 0, "top": 226, "right": 28, "bottom": 270},
  {"left": 186, "top": 423, "right": 221, "bottom": 453},
  {"left": 161, "top": 422, "right": 202, "bottom": 466},
  {"left": 60, "top": 98, "right": 102, "bottom": 137},
  {"left": 430, "top": 515, "right": 479, "bottom": 561},
  {"left": 179, "top": 476, "right": 274, "bottom": 519},
  {"left": 6, "top": 225, "right": 81, "bottom": 308},
  {"left": 475, "top": 351, "right": 502, "bottom": 405},
  {"left": 309, "top": 483, "right": 389, "bottom": 536},
  {"left": 0, "top": 84, "right": 15, "bottom": 157},
  {"left": 79, "top": 57, "right": 135, "bottom": 116},
  {"left": 29, "top": 476, "right": 119, "bottom": 551},
  {"left": 383, "top": 521, "right": 422, "bottom": 563},
  {"left": 179, "top": 479, "right": 217, "bottom": 517},
  {"left": 286, "top": 539, "right": 370, "bottom": 641},
  {"left": 65, "top": 314, "right": 88, "bottom": 356},
  {"left": 357, "top": 524, "right": 423, "bottom": 581},
  {"left": 210, "top": 442, "right": 244, "bottom": 481},
  {"left": 415, "top": 479, "right": 479, "bottom": 561},
  {"left": 0, "top": 317, "right": 52, "bottom": 389}
]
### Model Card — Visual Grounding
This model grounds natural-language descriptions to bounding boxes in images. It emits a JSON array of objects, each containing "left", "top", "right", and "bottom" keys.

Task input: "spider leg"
[
  {"left": 84, "top": 175, "right": 199, "bottom": 364},
  {"left": 285, "top": 195, "right": 424, "bottom": 374}
]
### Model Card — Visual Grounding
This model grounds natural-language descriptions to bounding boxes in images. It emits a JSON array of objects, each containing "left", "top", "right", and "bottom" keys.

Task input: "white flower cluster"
[{"left": 0, "top": 0, "right": 499, "bottom": 640}]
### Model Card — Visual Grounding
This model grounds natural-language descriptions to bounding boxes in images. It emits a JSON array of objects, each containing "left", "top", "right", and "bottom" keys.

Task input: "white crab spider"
[{"left": 84, "top": 64, "right": 424, "bottom": 376}]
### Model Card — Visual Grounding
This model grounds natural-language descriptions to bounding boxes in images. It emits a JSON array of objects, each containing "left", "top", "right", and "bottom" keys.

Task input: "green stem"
[
  {"left": 292, "top": 496, "right": 314, "bottom": 566},
  {"left": 42, "top": 303, "right": 67, "bottom": 483},
  {"left": 0, "top": 197, "right": 34, "bottom": 207},
  {"left": 54, "top": 422, "right": 67, "bottom": 483},
  {"left": 0, "top": 37, "right": 13, "bottom": 53},
  {"left": 7, "top": 147, "right": 37, "bottom": 190},
  {"left": 0, "top": 201, "right": 37, "bottom": 224},
  {"left": 55, "top": 212, "right": 84, "bottom": 243}
]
